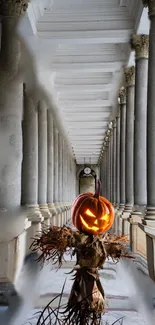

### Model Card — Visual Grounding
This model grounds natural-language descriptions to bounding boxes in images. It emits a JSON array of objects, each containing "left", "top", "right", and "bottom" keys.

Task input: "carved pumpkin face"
[{"left": 71, "top": 180, "right": 114, "bottom": 235}]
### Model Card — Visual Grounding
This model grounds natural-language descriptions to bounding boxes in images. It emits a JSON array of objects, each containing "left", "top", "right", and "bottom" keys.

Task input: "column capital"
[
  {"left": 105, "top": 136, "right": 109, "bottom": 143},
  {"left": 103, "top": 140, "right": 108, "bottom": 147},
  {"left": 142, "top": 0, "right": 155, "bottom": 18},
  {"left": 131, "top": 34, "right": 149, "bottom": 59},
  {"left": 112, "top": 119, "right": 116, "bottom": 128},
  {"left": 124, "top": 66, "right": 135, "bottom": 87},
  {"left": 0, "top": 0, "right": 28, "bottom": 17},
  {"left": 118, "top": 87, "right": 126, "bottom": 104},
  {"left": 106, "top": 129, "right": 111, "bottom": 137},
  {"left": 108, "top": 121, "right": 113, "bottom": 130}
]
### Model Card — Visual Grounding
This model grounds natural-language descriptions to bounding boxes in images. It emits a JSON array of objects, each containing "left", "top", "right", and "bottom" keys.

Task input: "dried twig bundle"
[{"left": 30, "top": 226, "right": 73, "bottom": 266}]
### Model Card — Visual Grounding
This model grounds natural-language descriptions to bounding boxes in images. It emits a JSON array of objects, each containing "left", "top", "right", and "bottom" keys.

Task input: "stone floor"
[
  {"left": 0, "top": 221, "right": 154, "bottom": 324},
  {"left": 23, "top": 221, "right": 154, "bottom": 324},
  {"left": 23, "top": 253, "right": 147, "bottom": 325}
]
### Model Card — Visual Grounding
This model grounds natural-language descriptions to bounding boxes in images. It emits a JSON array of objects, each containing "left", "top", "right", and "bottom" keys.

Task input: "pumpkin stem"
[{"left": 94, "top": 179, "right": 101, "bottom": 199}]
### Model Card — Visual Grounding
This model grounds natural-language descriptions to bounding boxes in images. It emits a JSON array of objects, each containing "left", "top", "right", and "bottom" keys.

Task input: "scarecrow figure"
[{"left": 31, "top": 180, "right": 131, "bottom": 325}]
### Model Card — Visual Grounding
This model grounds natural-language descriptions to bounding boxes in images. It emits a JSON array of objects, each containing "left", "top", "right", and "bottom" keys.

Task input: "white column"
[
  {"left": 112, "top": 119, "right": 117, "bottom": 206},
  {"left": 62, "top": 140, "right": 67, "bottom": 223},
  {"left": 119, "top": 87, "right": 126, "bottom": 211},
  {"left": 124, "top": 67, "right": 135, "bottom": 211},
  {"left": 116, "top": 107, "right": 120, "bottom": 207},
  {"left": 47, "top": 110, "right": 56, "bottom": 221},
  {"left": 58, "top": 134, "right": 63, "bottom": 206},
  {"left": 22, "top": 87, "right": 43, "bottom": 251},
  {"left": 122, "top": 67, "right": 135, "bottom": 236},
  {"left": 142, "top": 1, "right": 155, "bottom": 225},
  {"left": 118, "top": 87, "right": 126, "bottom": 235},
  {"left": 53, "top": 123, "right": 61, "bottom": 224},
  {"left": 0, "top": 23, "right": 23, "bottom": 210},
  {"left": 38, "top": 100, "right": 51, "bottom": 224},
  {"left": 53, "top": 124, "right": 59, "bottom": 204},
  {"left": 131, "top": 35, "right": 148, "bottom": 209},
  {"left": 0, "top": 2, "right": 29, "bottom": 285}
]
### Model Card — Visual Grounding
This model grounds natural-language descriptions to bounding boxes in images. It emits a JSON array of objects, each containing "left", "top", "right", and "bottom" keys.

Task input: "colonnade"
[
  {"left": 0, "top": 1, "right": 76, "bottom": 288},
  {"left": 100, "top": 0, "right": 155, "bottom": 280}
]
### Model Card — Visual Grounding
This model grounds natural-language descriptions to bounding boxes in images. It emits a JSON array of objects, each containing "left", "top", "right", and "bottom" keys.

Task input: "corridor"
[{"left": 0, "top": 0, "right": 155, "bottom": 324}]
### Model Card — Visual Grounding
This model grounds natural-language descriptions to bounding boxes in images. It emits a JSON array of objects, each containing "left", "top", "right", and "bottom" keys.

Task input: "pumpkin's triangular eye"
[
  {"left": 101, "top": 214, "right": 109, "bottom": 222},
  {"left": 85, "top": 209, "right": 96, "bottom": 218}
]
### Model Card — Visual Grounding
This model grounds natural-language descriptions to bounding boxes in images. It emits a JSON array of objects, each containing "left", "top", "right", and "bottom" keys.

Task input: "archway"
[{"left": 79, "top": 168, "right": 96, "bottom": 194}]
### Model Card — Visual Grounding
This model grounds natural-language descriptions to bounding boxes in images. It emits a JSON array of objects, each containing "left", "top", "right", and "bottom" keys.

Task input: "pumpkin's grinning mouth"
[{"left": 80, "top": 215, "right": 99, "bottom": 232}]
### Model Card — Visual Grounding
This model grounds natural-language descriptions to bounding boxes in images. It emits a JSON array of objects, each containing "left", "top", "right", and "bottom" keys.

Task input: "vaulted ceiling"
[{"left": 20, "top": 0, "right": 149, "bottom": 164}]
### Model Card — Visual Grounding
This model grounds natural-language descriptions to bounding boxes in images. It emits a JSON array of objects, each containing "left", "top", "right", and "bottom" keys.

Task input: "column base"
[
  {"left": 47, "top": 203, "right": 57, "bottom": 226},
  {"left": 54, "top": 203, "right": 63, "bottom": 226},
  {"left": 59, "top": 203, "right": 67, "bottom": 226},
  {"left": 54, "top": 202, "right": 62, "bottom": 214},
  {"left": 118, "top": 203, "right": 125, "bottom": 213},
  {"left": 39, "top": 204, "right": 51, "bottom": 227},
  {"left": 27, "top": 204, "right": 43, "bottom": 223},
  {"left": 26, "top": 205, "right": 43, "bottom": 254},
  {"left": 143, "top": 206, "right": 155, "bottom": 227},
  {"left": 121, "top": 205, "right": 132, "bottom": 237},
  {"left": 48, "top": 203, "right": 57, "bottom": 216},
  {"left": 112, "top": 204, "right": 119, "bottom": 233},
  {"left": 64, "top": 203, "right": 72, "bottom": 224},
  {"left": 116, "top": 204, "right": 125, "bottom": 235}
]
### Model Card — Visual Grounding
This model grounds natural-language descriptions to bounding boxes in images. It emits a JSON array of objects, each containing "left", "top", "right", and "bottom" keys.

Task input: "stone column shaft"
[
  {"left": 146, "top": 10, "right": 155, "bottom": 209},
  {"left": 104, "top": 149, "right": 108, "bottom": 197},
  {"left": 63, "top": 142, "right": 67, "bottom": 203},
  {"left": 22, "top": 87, "right": 42, "bottom": 252},
  {"left": 100, "top": 154, "right": 105, "bottom": 196},
  {"left": 124, "top": 66, "right": 135, "bottom": 208},
  {"left": 142, "top": 1, "right": 155, "bottom": 282},
  {"left": 113, "top": 120, "right": 117, "bottom": 205},
  {"left": 107, "top": 139, "right": 111, "bottom": 201},
  {"left": 0, "top": 15, "right": 24, "bottom": 210},
  {"left": 110, "top": 130, "right": 114, "bottom": 203},
  {"left": 22, "top": 89, "right": 38, "bottom": 206},
  {"left": 142, "top": 0, "right": 155, "bottom": 224},
  {"left": 62, "top": 140, "right": 65, "bottom": 203},
  {"left": 67, "top": 154, "right": 70, "bottom": 202},
  {"left": 134, "top": 59, "right": 147, "bottom": 204},
  {"left": 38, "top": 100, "right": 48, "bottom": 204},
  {"left": 53, "top": 124, "right": 59, "bottom": 203},
  {"left": 100, "top": 156, "right": 104, "bottom": 196},
  {"left": 116, "top": 110, "right": 120, "bottom": 206},
  {"left": 0, "top": 80, "right": 23, "bottom": 210},
  {"left": 47, "top": 110, "right": 54, "bottom": 204},
  {"left": 131, "top": 34, "right": 149, "bottom": 207},
  {"left": 38, "top": 101, "right": 50, "bottom": 222},
  {"left": 58, "top": 134, "right": 63, "bottom": 203},
  {"left": 119, "top": 88, "right": 126, "bottom": 206}
]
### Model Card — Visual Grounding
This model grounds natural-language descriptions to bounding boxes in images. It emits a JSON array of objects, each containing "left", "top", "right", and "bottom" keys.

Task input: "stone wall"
[{"left": 79, "top": 175, "right": 95, "bottom": 194}]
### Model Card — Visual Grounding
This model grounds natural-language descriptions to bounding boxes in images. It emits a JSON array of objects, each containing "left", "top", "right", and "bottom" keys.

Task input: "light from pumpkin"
[{"left": 71, "top": 180, "right": 114, "bottom": 235}]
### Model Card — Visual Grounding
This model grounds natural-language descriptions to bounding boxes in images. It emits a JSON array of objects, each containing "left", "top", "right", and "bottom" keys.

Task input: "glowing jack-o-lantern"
[{"left": 71, "top": 180, "right": 114, "bottom": 235}]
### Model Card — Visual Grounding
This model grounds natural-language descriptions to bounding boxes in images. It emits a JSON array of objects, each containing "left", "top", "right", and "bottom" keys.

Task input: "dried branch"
[
  {"left": 30, "top": 226, "right": 73, "bottom": 266},
  {"left": 102, "top": 233, "right": 134, "bottom": 262}
]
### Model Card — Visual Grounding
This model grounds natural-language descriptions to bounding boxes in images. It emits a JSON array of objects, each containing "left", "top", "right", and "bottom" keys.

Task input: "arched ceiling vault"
[{"left": 19, "top": 0, "right": 149, "bottom": 164}]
